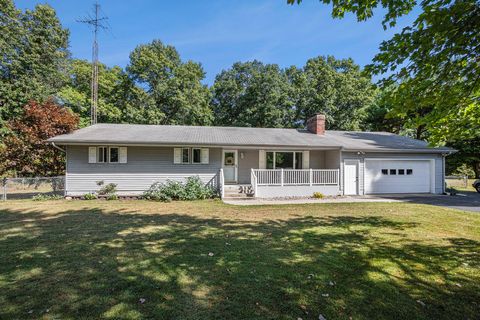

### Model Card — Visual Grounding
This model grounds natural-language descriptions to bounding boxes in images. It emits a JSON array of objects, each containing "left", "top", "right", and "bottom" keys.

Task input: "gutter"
[{"left": 51, "top": 142, "right": 66, "bottom": 153}]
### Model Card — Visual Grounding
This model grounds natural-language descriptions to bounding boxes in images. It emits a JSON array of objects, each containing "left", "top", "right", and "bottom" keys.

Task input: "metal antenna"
[{"left": 77, "top": 2, "right": 108, "bottom": 125}]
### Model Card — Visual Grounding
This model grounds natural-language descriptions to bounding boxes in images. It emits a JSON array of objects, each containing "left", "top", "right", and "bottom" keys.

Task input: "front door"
[
  {"left": 344, "top": 160, "right": 359, "bottom": 195},
  {"left": 223, "top": 150, "right": 238, "bottom": 183}
]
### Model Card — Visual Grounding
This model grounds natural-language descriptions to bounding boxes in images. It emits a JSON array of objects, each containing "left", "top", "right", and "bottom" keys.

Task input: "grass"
[
  {"left": 446, "top": 178, "right": 477, "bottom": 192},
  {"left": 0, "top": 200, "right": 479, "bottom": 320}
]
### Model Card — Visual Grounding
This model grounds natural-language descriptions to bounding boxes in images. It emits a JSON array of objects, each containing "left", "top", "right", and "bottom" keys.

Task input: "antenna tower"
[{"left": 77, "top": 2, "right": 108, "bottom": 125}]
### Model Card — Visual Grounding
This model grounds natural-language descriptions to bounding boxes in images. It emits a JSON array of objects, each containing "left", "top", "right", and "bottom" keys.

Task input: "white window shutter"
[
  {"left": 88, "top": 147, "right": 97, "bottom": 163},
  {"left": 259, "top": 150, "right": 266, "bottom": 169},
  {"left": 201, "top": 148, "right": 209, "bottom": 164},
  {"left": 173, "top": 148, "right": 181, "bottom": 164},
  {"left": 303, "top": 151, "right": 310, "bottom": 169},
  {"left": 119, "top": 147, "right": 128, "bottom": 163}
]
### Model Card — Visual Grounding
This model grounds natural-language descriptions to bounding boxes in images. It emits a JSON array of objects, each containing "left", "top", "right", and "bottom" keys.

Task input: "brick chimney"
[{"left": 306, "top": 114, "right": 326, "bottom": 135}]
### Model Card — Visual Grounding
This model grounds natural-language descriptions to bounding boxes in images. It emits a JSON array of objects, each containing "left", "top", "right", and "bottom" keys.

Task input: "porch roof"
[{"left": 48, "top": 123, "right": 454, "bottom": 153}]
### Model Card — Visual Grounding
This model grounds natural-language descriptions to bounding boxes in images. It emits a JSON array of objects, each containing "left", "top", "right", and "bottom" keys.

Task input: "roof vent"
[{"left": 306, "top": 114, "right": 326, "bottom": 135}]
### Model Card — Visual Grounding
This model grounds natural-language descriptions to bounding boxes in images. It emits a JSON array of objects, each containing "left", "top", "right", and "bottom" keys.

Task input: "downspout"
[
  {"left": 51, "top": 142, "right": 67, "bottom": 197},
  {"left": 51, "top": 142, "right": 65, "bottom": 153}
]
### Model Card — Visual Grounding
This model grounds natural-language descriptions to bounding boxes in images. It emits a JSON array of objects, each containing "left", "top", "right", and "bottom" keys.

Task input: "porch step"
[{"left": 223, "top": 184, "right": 254, "bottom": 199}]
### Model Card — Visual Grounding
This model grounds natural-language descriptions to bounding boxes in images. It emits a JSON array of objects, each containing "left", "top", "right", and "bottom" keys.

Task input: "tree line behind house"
[{"left": 0, "top": 0, "right": 478, "bottom": 178}]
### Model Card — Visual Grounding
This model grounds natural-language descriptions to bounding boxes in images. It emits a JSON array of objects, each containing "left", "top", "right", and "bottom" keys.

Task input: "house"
[{"left": 47, "top": 114, "right": 454, "bottom": 199}]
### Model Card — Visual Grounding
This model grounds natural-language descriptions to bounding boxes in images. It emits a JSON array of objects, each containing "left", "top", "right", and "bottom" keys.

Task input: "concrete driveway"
[{"left": 372, "top": 191, "right": 480, "bottom": 213}]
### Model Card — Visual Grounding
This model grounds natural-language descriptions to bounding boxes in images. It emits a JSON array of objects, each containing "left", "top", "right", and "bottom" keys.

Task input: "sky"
[{"left": 14, "top": 0, "right": 420, "bottom": 84}]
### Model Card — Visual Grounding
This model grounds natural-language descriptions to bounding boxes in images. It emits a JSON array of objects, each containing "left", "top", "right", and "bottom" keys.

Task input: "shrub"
[
  {"left": 313, "top": 192, "right": 324, "bottom": 199},
  {"left": 106, "top": 194, "right": 118, "bottom": 201},
  {"left": 98, "top": 183, "right": 117, "bottom": 196},
  {"left": 453, "top": 164, "right": 475, "bottom": 179},
  {"left": 32, "top": 194, "right": 63, "bottom": 201},
  {"left": 183, "top": 176, "right": 216, "bottom": 200},
  {"left": 83, "top": 193, "right": 98, "bottom": 200},
  {"left": 142, "top": 176, "right": 216, "bottom": 202}
]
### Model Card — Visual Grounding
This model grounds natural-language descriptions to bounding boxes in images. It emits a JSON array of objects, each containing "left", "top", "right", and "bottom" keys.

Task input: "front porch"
[
  {"left": 251, "top": 168, "right": 340, "bottom": 198},
  {"left": 219, "top": 148, "right": 342, "bottom": 199}
]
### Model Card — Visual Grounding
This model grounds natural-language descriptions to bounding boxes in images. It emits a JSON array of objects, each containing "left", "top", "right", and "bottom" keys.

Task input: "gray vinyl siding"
[
  {"left": 237, "top": 149, "right": 259, "bottom": 184},
  {"left": 341, "top": 152, "right": 444, "bottom": 194},
  {"left": 309, "top": 150, "right": 325, "bottom": 168},
  {"left": 66, "top": 146, "right": 222, "bottom": 195}
]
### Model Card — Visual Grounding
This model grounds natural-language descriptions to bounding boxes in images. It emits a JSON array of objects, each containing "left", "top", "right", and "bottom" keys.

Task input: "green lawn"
[{"left": 0, "top": 200, "right": 479, "bottom": 320}]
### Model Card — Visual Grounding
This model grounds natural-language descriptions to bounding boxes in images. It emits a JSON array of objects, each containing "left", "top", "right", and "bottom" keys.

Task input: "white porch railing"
[
  {"left": 219, "top": 168, "right": 225, "bottom": 198},
  {"left": 252, "top": 169, "right": 339, "bottom": 186}
]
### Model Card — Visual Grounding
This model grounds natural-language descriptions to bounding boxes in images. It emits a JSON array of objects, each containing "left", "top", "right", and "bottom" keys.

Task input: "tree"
[
  {"left": 212, "top": 61, "right": 295, "bottom": 127},
  {"left": 292, "top": 56, "right": 374, "bottom": 130},
  {"left": 0, "top": 100, "right": 78, "bottom": 177},
  {"left": 58, "top": 59, "right": 130, "bottom": 126},
  {"left": 0, "top": 0, "right": 70, "bottom": 123},
  {"left": 289, "top": 0, "right": 480, "bottom": 174},
  {"left": 127, "top": 40, "right": 213, "bottom": 125}
]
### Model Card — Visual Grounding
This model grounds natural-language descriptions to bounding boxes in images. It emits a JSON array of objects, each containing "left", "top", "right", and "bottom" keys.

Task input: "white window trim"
[
  {"left": 174, "top": 147, "right": 209, "bottom": 165},
  {"left": 265, "top": 151, "right": 304, "bottom": 169},
  {"left": 97, "top": 146, "right": 108, "bottom": 163},
  {"left": 93, "top": 146, "right": 125, "bottom": 164}
]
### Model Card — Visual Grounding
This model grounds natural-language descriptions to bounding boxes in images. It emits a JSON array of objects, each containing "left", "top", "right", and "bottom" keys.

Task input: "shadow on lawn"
[{"left": 0, "top": 207, "right": 479, "bottom": 320}]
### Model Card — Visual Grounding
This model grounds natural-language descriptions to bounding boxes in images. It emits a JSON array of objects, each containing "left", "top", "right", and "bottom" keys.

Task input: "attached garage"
[{"left": 364, "top": 159, "right": 434, "bottom": 194}]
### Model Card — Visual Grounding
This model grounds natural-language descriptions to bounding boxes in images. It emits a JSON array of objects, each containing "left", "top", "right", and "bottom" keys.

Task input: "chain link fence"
[{"left": 1, "top": 176, "right": 65, "bottom": 201}]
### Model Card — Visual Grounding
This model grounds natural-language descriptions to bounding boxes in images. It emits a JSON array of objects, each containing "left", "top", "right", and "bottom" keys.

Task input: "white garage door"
[{"left": 365, "top": 160, "right": 432, "bottom": 194}]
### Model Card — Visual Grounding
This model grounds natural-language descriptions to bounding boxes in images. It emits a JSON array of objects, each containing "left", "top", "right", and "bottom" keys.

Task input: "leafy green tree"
[
  {"left": 0, "top": 0, "right": 70, "bottom": 123},
  {"left": 292, "top": 56, "right": 374, "bottom": 130},
  {"left": 127, "top": 40, "right": 213, "bottom": 125},
  {"left": 212, "top": 61, "right": 295, "bottom": 127},
  {"left": 58, "top": 59, "right": 129, "bottom": 127},
  {"left": 289, "top": 0, "right": 479, "bottom": 143}
]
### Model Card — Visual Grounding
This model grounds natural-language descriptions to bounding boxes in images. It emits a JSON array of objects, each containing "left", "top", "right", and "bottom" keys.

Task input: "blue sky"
[{"left": 15, "top": 0, "right": 419, "bottom": 84}]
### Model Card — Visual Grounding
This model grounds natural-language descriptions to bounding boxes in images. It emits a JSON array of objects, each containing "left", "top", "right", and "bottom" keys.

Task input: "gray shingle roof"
[{"left": 48, "top": 123, "right": 454, "bottom": 153}]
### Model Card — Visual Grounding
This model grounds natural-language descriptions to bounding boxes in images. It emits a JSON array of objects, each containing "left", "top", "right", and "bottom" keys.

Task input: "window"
[
  {"left": 398, "top": 169, "right": 405, "bottom": 175},
  {"left": 275, "top": 152, "right": 294, "bottom": 169},
  {"left": 98, "top": 147, "right": 108, "bottom": 163},
  {"left": 266, "top": 152, "right": 274, "bottom": 169},
  {"left": 407, "top": 169, "right": 413, "bottom": 175},
  {"left": 109, "top": 147, "right": 119, "bottom": 163},
  {"left": 390, "top": 169, "right": 397, "bottom": 175},
  {"left": 381, "top": 169, "right": 388, "bottom": 175},
  {"left": 295, "top": 152, "right": 303, "bottom": 169},
  {"left": 192, "top": 148, "right": 201, "bottom": 164},
  {"left": 182, "top": 148, "right": 190, "bottom": 164},
  {"left": 265, "top": 151, "right": 304, "bottom": 169}
]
